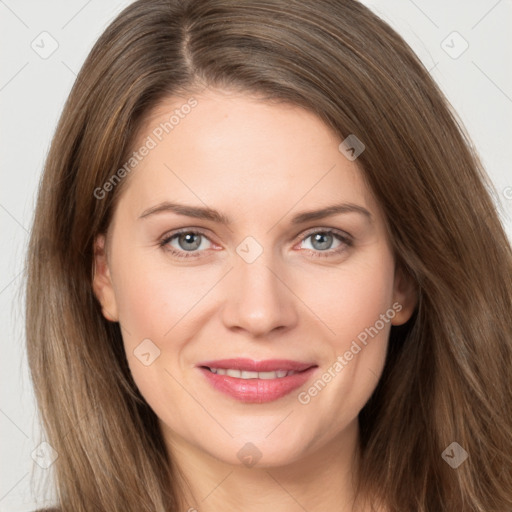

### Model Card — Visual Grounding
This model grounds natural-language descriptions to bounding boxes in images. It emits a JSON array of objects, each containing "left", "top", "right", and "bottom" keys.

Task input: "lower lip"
[{"left": 198, "top": 366, "right": 318, "bottom": 403}]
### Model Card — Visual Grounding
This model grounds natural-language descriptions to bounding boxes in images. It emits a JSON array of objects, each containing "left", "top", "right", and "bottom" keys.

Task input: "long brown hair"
[{"left": 25, "top": 0, "right": 512, "bottom": 510}]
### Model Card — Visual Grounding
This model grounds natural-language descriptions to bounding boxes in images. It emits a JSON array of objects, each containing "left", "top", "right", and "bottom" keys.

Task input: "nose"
[{"left": 220, "top": 251, "right": 299, "bottom": 337}]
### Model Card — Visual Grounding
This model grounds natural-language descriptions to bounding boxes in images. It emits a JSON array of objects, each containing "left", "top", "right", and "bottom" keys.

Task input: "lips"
[
  {"left": 196, "top": 358, "right": 315, "bottom": 372},
  {"left": 196, "top": 358, "right": 318, "bottom": 403}
]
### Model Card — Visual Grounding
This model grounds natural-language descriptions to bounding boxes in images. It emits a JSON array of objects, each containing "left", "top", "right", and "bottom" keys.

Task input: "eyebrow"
[{"left": 138, "top": 201, "right": 372, "bottom": 224}]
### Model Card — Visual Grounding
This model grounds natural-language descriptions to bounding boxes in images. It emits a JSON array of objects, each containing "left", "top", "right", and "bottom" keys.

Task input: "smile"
[
  {"left": 205, "top": 367, "right": 297, "bottom": 379},
  {"left": 196, "top": 358, "right": 318, "bottom": 403}
]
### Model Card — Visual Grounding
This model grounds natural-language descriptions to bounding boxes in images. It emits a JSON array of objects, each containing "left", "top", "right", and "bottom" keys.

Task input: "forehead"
[{"left": 117, "top": 89, "right": 377, "bottom": 221}]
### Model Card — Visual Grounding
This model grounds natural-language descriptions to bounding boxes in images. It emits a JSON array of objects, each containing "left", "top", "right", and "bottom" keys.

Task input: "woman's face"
[{"left": 93, "top": 88, "right": 415, "bottom": 468}]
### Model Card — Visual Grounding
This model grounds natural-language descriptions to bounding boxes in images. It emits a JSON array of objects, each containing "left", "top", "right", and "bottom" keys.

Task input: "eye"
[
  {"left": 159, "top": 229, "right": 214, "bottom": 258},
  {"left": 297, "top": 229, "right": 352, "bottom": 257},
  {"left": 159, "top": 227, "right": 353, "bottom": 260}
]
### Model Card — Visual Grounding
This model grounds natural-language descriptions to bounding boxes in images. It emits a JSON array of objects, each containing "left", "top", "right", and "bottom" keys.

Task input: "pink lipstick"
[{"left": 196, "top": 358, "right": 318, "bottom": 403}]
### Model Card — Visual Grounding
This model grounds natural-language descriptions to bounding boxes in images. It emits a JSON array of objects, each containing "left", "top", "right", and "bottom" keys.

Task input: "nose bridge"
[{"left": 221, "top": 242, "right": 297, "bottom": 336}]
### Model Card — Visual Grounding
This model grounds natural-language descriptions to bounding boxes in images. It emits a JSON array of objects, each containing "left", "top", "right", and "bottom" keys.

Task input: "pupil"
[
  {"left": 179, "top": 233, "right": 201, "bottom": 251},
  {"left": 312, "top": 232, "right": 332, "bottom": 250}
]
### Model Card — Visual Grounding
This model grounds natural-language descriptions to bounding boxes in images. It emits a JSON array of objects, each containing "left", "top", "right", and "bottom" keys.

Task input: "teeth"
[{"left": 208, "top": 368, "right": 296, "bottom": 379}]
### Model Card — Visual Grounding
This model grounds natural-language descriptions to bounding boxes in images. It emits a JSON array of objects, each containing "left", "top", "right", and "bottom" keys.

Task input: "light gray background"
[{"left": 1, "top": 0, "right": 511, "bottom": 510}]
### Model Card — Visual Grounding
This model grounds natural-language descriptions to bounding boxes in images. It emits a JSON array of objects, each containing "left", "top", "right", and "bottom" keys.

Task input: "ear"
[
  {"left": 390, "top": 264, "right": 418, "bottom": 326},
  {"left": 92, "top": 233, "right": 119, "bottom": 322}
]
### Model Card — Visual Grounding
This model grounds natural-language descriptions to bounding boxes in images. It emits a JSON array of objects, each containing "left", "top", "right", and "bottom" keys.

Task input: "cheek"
[
  {"left": 112, "top": 254, "right": 210, "bottom": 343},
  {"left": 332, "top": 265, "right": 394, "bottom": 346},
  {"left": 295, "top": 246, "right": 396, "bottom": 419},
  {"left": 299, "top": 245, "right": 396, "bottom": 347},
  {"left": 110, "top": 257, "right": 209, "bottom": 415},
  {"left": 110, "top": 254, "right": 223, "bottom": 405}
]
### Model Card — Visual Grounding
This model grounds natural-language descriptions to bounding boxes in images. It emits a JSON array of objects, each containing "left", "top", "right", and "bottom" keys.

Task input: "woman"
[{"left": 25, "top": 0, "right": 512, "bottom": 511}]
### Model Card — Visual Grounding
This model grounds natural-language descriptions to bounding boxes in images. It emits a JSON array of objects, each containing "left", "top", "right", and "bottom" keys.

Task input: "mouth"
[
  {"left": 196, "top": 358, "right": 318, "bottom": 403},
  {"left": 203, "top": 367, "right": 300, "bottom": 379}
]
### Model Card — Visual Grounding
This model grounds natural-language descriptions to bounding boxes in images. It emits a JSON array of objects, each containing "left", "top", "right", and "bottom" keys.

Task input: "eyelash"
[{"left": 158, "top": 227, "right": 353, "bottom": 259}]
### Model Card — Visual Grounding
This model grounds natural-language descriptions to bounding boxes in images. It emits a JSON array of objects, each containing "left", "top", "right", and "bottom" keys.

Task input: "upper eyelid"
[{"left": 294, "top": 226, "right": 352, "bottom": 241}]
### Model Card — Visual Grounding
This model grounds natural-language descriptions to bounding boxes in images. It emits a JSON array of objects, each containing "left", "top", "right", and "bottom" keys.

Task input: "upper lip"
[{"left": 197, "top": 358, "right": 317, "bottom": 372}]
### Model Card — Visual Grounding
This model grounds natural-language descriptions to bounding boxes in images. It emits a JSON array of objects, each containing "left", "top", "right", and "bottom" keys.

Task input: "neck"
[{"left": 164, "top": 419, "right": 363, "bottom": 512}]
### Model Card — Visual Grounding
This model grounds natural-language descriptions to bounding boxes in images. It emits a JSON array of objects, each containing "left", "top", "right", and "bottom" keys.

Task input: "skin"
[{"left": 93, "top": 88, "right": 416, "bottom": 511}]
